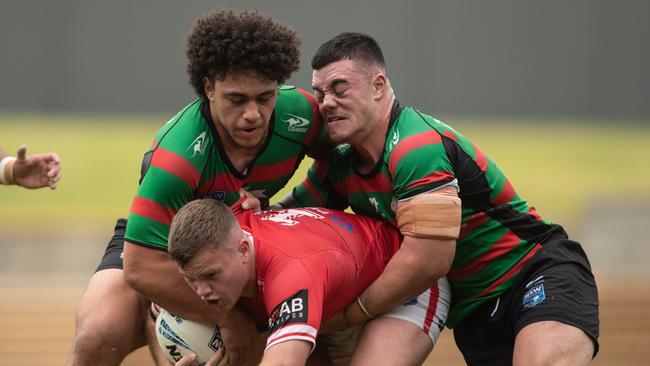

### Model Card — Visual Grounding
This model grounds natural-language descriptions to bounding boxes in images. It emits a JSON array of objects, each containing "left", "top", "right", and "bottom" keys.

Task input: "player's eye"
[
  {"left": 332, "top": 84, "right": 349, "bottom": 98},
  {"left": 228, "top": 97, "right": 246, "bottom": 105},
  {"left": 314, "top": 89, "right": 325, "bottom": 103},
  {"left": 257, "top": 93, "right": 275, "bottom": 104}
]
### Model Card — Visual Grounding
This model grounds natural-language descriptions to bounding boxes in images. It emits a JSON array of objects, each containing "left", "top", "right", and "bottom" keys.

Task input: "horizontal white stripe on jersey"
[{"left": 266, "top": 324, "right": 317, "bottom": 352}]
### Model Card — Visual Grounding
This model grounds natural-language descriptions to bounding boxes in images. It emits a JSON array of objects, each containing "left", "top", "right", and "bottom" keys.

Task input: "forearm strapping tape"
[{"left": 396, "top": 186, "right": 461, "bottom": 240}]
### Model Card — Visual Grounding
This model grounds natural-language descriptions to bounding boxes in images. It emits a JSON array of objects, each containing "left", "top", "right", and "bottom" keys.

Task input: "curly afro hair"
[{"left": 186, "top": 10, "right": 301, "bottom": 100}]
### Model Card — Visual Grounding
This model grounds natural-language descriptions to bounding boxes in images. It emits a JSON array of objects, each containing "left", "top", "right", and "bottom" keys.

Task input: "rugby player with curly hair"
[{"left": 66, "top": 10, "right": 326, "bottom": 366}]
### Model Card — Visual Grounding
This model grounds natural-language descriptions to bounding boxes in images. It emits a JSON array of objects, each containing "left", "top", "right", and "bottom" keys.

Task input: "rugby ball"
[{"left": 155, "top": 308, "right": 223, "bottom": 363}]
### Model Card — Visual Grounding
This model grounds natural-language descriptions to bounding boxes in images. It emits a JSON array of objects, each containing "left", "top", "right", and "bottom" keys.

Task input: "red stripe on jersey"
[
  {"left": 422, "top": 281, "right": 440, "bottom": 335},
  {"left": 492, "top": 179, "right": 516, "bottom": 206},
  {"left": 301, "top": 179, "right": 325, "bottom": 206},
  {"left": 528, "top": 207, "right": 542, "bottom": 219},
  {"left": 312, "top": 159, "right": 330, "bottom": 182},
  {"left": 443, "top": 130, "right": 458, "bottom": 141},
  {"left": 130, "top": 196, "right": 175, "bottom": 225},
  {"left": 335, "top": 172, "right": 393, "bottom": 195},
  {"left": 405, "top": 170, "right": 455, "bottom": 191},
  {"left": 474, "top": 144, "right": 488, "bottom": 172},
  {"left": 470, "top": 244, "right": 542, "bottom": 299},
  {"left": 196, "top": 173, "right": 243, "bottom": 197},
  {"left": 459, "top": 212, "right": 491, "bottom": 238},
  {"left": 246, "top": 157, "right": 298, "bottom": 184},
  {"left": 448, "top": 230, "right": 522, "bottom": 282},
  {"left": 388, "top": 130, "right": 443, "bottom": 176},
  {"left": 151, "top": 147, "right": 200, "bottom": 187},
  {"left": 296, "top": 88, "right": 324, "bottom": 147}
]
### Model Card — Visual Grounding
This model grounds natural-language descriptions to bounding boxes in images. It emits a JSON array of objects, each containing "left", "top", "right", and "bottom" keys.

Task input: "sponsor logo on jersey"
[
  {"left": 388, "top": 130, "right": 400, "bottom": 152},
  {"left": 268, "top": 289, "right": 308, "bottom": 333},
  {"left": 186, "top": 131, "right": 209, "bottom": 157},
  {"left": 335, "top": 143, "right": 351, "bottom": 153},
  {"left": 369, "top": 197, "right": 380, "bottom": 213},
  {"left": 283, "top": 113, "right": 311, "bottom": 133},
  {"left": 331, "top": 215, "right": 353, "bottom": 233},
  {"left": 203, "top": 191, "right": 227, "bottom": 202},
  {"left": 260, "top": 208, "right": 325, "bottom": 226},
  {"left": 523, "top": 283, "right": 545, "bottom": 309}
]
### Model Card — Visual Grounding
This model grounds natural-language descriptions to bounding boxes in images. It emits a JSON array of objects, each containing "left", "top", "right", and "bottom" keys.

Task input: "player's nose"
[{"left": 195, "top": 281, "right": 212, "bottom": 298}]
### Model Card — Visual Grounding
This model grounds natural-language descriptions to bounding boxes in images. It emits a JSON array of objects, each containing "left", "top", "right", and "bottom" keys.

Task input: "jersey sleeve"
[
  {"left": 125, "top": 103, "right": 210, "bottom": 250},
  {"left": 273, "top": 86, "right": 330, "bottom": 159},
  {"left": 294, "top": 88, "right": 330, "bottom": 159},
  {"left": 263, "top": 261, "right": 325, "bottom": 352},
  {"left": 291, "top": 157, "right": 348, "bottom": 210}
]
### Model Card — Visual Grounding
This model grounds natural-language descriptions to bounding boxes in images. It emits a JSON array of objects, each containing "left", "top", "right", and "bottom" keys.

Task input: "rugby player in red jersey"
[{"left": 168, "top": 198, "right": 402, "bottom": 366}]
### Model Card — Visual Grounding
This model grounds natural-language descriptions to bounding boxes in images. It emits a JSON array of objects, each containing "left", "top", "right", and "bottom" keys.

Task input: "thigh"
[
  {"left": 352, "top": 318, "right": 432, "bottom": 366},
  {"left": 514, "top": 320, "right": 594, "bottom": 366},
  {"left": 510, "top": 253, "right": 599, "bottom": 364},
  {"left": 317, "top": 326, "right": 362, "bottom": 366},
  {"left": 76, "top": 268, "right": 149, "bottom": 345},
  {"left": 351, "top": 278, "right": 451, "bottom": 366},
  {"left": 381, "top": 277, "right": 450, "bottom": 344}
]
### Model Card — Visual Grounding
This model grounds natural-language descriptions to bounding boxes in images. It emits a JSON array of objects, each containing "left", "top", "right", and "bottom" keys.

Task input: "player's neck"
[
  {"left": 242, "top": 269, "right": 258, "bottom": 299},
  {"left": 223, "top": 144, "right": 261, "bottom": 173},
  {"left": 352, "top": 96, "right": 394, "bottom": 173}
]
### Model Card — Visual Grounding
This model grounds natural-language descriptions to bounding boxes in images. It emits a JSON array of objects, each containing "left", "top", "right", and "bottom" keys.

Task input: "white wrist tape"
[{"left": 0, "top": 156, "right": 16, "bottom": 185}]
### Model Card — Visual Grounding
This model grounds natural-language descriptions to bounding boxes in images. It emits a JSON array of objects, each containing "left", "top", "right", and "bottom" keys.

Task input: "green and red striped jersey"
[
  {"left": 291, "top": 101, "right": 560, "bottom": 327},
  {"left": 125, "top": 86, "right": 326, "bottom": 251}
]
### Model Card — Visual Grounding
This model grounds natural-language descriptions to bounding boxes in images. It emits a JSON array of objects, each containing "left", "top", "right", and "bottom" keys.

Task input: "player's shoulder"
[
  {"left": 151, "top": 99, "right": 214, "bottom": 161},
  {"left": 388, "top": 106, "right": 467, "bottom": 151},
  {"left": 272, "top": 85, "right": 322, "bottom": 142}
]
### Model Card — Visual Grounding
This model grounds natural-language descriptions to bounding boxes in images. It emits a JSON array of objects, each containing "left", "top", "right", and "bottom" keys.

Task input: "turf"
[{"left": 2, "top": 114, "right": 649, "bottom": 230}]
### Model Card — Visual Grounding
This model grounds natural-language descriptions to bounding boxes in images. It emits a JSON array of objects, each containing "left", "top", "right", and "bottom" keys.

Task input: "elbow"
[
  {"left": 122, "top": 256, "right": 147, "bottom": 294},
  {"left": 122, "top": 263, "right": 141, "bottom": 291},
  {"left": 405, "top": 240, "right": 455, "bottom": 281}
]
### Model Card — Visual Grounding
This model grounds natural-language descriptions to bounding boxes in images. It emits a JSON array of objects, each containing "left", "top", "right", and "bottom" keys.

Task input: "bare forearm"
[
  {"left": 361, "top": 236, "right": 455, "bottom": 316},
  {"left": 260, "top": 340, "right": 311, "bottom": 366},
  {"left": 123, "top": 242, "right": 220, "bottom": 324}
]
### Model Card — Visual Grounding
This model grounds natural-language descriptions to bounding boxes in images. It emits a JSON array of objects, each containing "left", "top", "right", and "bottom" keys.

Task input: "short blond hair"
[{"left": 168, "top": 199, "right": 239, "bottom": 268}]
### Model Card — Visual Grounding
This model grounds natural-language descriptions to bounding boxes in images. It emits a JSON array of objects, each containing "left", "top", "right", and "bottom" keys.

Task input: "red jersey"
[{"left": 233, "top": 205, "right": 401, "bottom": 351}]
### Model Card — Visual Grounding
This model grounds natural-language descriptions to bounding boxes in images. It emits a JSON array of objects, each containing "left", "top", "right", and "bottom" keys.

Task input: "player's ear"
[
  {"left": 203, "top": 77, "right": 216, "bottom": 101},
  {"left": 238, "top": 237, "right": 252, "bottom": 262},
  {"left": 371, "top": 72, "right": 387, "bottom": 100}
]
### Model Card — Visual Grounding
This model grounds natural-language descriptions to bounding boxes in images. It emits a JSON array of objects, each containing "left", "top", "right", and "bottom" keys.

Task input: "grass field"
[{"left": 2, "top": 114, "right": 650, "bottom": 230}]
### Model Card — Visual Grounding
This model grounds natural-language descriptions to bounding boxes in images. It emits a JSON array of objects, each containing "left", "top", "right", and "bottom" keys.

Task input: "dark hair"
[
  {"left": 186, "top": 10, "right": 301, "bottom": 100},
  {"left": 168, "top": 199, "right": 239, "bottom": 268},
  {"left": 311, "top": 32, "right": 386, "bottom": 71}
]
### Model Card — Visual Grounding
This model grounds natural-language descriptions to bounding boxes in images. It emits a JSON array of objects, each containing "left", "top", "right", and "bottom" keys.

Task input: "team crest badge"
[{"left": 523, "top": 283, "right": 545, "bottom": 309}]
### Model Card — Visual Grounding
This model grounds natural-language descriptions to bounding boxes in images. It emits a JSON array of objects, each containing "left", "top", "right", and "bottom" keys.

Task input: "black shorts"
[
  {"left": 95, "top": 218, "right": 128, "bottom": 272},
  {"left": 453, "top": 233, "right": 600, "bottom": 366}
]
